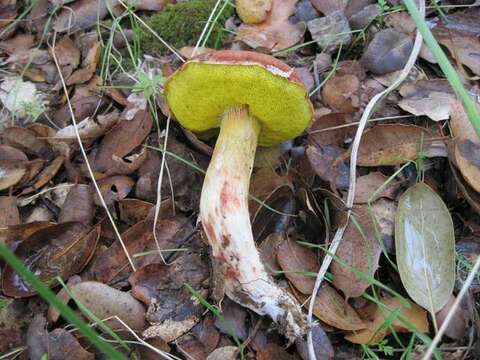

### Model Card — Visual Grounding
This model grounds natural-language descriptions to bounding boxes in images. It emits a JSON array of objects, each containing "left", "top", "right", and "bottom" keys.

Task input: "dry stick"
[
  {"left": 306, "top": 2, "right": 426, "bottom": 359},
  {"left": 423, "top": 256, "right": 480, "bottom": 359},
  {"left": 50, "top": 33, "right": 137, "bottom": 272},
  {"left": 153, "top": 114, "right": 172, "bottom": 265}
]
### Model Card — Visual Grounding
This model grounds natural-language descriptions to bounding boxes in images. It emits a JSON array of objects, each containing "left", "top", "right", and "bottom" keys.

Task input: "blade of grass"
[
  {"left": 0, "top": 242, "right": 128, "bottom": 360},
  {"left": 402, "top": 0, "right": 480, "bottom": 139}
]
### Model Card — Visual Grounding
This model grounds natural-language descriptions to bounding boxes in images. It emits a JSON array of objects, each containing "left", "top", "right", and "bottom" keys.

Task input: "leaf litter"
[{"left": 0, "top": 0, "right": 479, "bottom": 358}]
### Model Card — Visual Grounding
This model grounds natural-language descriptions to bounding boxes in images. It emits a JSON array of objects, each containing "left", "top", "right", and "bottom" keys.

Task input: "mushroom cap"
[{"left": 164, "top": 50, "right": 313, "bottom": 146}]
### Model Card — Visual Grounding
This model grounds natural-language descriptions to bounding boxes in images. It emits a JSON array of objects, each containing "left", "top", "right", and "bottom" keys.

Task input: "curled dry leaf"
[
  {"left": 450, "top": 101, "right": 480, "bottom": 193},
  {"left": 53, "top": 111, "right": 120, "bottom": 144},
  {"left": 92, "top": 175, "right": 135, "bottom": 206},
  {"left": 332, "top": 205, "right": 382, "bottom": 299},
  {"left": 2, "top": 222, "right": 100, "bottom": 297},
  {"left": 1, "top": 126, "right": 52, "bottom": 159},
  {"left": 322, "top": 74, "right": 360, "bottom": 113},
  {"left": 0, "top": 196, "right": 20, "bottom": 226},
  {"left": 357, "top": 124, "right": 428, "bottom": 167},
  {"left": 361, "top": 29, "right": 414, "bottom": 75},
  {"left": 276, "top": 236, "right": 318, "bottom": 295},
  {"left": 92, "top": 110, "right": 153, "bottom": 173},
  {"left": 395, "top": 182, "right": 455, "bottom": 312},
  {"left": 58, "top": 184, "right": 94, "bottom": 224},
  {"left": 354, "top": 172, "right": 401, "bottom": 204},
  {"left": 105, "top": 147, "right": 148, "bottom": 176},
  {"left": 398, "top": 79, "right": 456, "bottom": 121},
  {"left": 237, "top": 0, "right": 306, "bottom": 52},
  {"left": 293, "top": 283, "right": 365, "bottom": 331},
  {"left": 236, "top": 0, "right": 272, "bottom": 24},
  {"left": 19, "top": 155, "right": 65, "bottom": 195},
  {"left": 344, "top": 296, "right": 429, "bottom": 344},
  {"left": 70, "top": 281, "right": 146, "bottom": 331}
]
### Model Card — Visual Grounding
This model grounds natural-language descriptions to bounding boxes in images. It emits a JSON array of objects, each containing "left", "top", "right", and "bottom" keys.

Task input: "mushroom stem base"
[{"left": 200, "top": 106, "right": 308, "bottom": 340}]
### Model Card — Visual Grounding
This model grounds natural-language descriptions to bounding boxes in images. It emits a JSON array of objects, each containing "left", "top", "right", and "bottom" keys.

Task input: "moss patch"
[{"left": 140, "top": 0, "right": 234, "bottom": 56}]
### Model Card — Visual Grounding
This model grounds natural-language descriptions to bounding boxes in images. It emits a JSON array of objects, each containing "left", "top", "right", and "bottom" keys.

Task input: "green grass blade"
[
  {"left": 402, "top": 0, "right": 480, "bottom": 139},
  {"left": 0, "top": 242, "right": 128, "bottom": 360}
]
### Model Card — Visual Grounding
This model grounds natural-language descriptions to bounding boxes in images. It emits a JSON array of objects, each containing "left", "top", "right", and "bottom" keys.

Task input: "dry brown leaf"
[
  {"left": 293, "top": 283, "right": 365, "bottom": 331},
  {"left": 295, "top": 325, "right": 334, "bottom": 360},
  {"left": 0, "top": 221, "right": 52, "bottom": 250},
  {"left": 307, "top": 10, "right": 351, "bottom": 52},
  {"left": 306, "top": 143, "right": 349, "bottom": 190},
  {"left": 331, "top": 205, "right": 382, "bottom": 299},
  {"left": 53, "top": 0, "right": 115, "bottom": 33},
  {"left": 322, "top": 74, "right": 360, "bottom": 112},
  {"left": 70, "top": 281, "right": 146, "bottom": 331},
  {"left": 0, "top": 34, "right": 35, "bottom": 54},
  {"left": 118, "top": 198, "right": 154, "bottom": 224},
  {"left": 237, "top": 0, "right": 305, "bottom": 52},
  {"left": 92, "top": 110, "right": 153, "bottom": 173},
  {"left": 1, "top": 126, "right": 52, "bottom": 159},
  {"left": 92, "top": 175, "right": 134, "bottom": 206},
  {"left": 58, "top": 184, "right": 94, "bottom": 224},
  {"left": 354, "top": 172, "right": 401, "bottom": 204},
  {"left": 345, "top": 296, "right": 429, "bottom": 344},
  {"left": 48, "top": 328, "right": 94, "bottom": 360},
  {"left": 277, "top": 237, "right": 318, "bottom": 294},
  {"left": 435, "top": 294, "right": 467, "bottom": 340},
  {"left": 0, "top": 160, "right": 27, "bottom": 190},
  {"left": 2, "top": 222, "right": 100, "bottom": 297},
  {"left": 49, "top": 36, "right": 80, "bottom": 68},
  {"left": 450, "top": 101, "right": 480, "bottom": 193},
  {"left": 357, "top": 124, "right": 428, "bottom": 166},
  {"left": 105, "top": 147, "right": 148, "bottom": 176},
  {"left": 20, "top": 156, "right": 64, "bottom": 195},
  {"left": 257, "top": 343, "right": 296, "bottom": 359},
  {"left": 0, "top": 196, "right": 20, "bottom": 227},
  {"left": 398, "top": 80, "right": 456, "bottom": 121}
]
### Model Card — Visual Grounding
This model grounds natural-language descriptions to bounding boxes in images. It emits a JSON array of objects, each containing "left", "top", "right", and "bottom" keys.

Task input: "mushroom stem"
[{"left": 200, "top": 106, "right": 308, "bottom": 340}]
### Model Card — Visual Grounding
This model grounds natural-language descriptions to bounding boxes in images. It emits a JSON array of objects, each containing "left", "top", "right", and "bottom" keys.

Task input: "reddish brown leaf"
[
  {"left": 1, "top": 126, "right": 52, "bottom": 159},
  {"left": 0, "top": 221, "right": 52, "bottom": 250},
  {"left": 0, "top": 196, "right": 19, "bottom": 226},
  {"left": 93, "top": 175, "right": 135, "bottom": 206},
  {"left": 322, "top": 74, "right": 360, "bottom": 112},
  {"left": 0, "top": 144, "right": 28, "bottom": 161},
  {"left": 20, "top": 156, "right": 65, "bottom": 195},
  {"left": 58, "top": 184, "right": 94, "bottom": 224},
  {"left": 308, "top": 112, "right": 347, "bottom": 146},
  {"left": 277, "top": 237, "right": 318, "bottom": 294},
  {"left": 53, "top": 0, "right": 111, "bottom": 33},
  {"left": 331, "top": 205, "right": 382, "bottom": 298},
  {"left": 92, "top": 110, "right": 153, "bottom": 173},
  {"left": 49, "top": 36, "right": 80, "bottom": 68},
  {"left": 48, "top": 328, "right": 94, "bottom": 360},
  {"left": 0, "top": 160, "right": 27, "bottom": 190},
  {"left": 306, "top": 144, "right": 349, "bottom": 190},
  {"left": 257, "top": 343, "right": 296, "bottom": 360},
  {"left": 2, "top": 222, "right": 100, "bottom": 297},
  {"left": 435, "top": 295, "right": 467, "bottom": 340},
  {"left": 354, "top": 172, "right": 401, "bottom": 204},
  {"left": 295, "top": 325, "right": 334, "bottom": 360},
  {"left": 118, "top": 198, "right": 154, "bottom": 224}
]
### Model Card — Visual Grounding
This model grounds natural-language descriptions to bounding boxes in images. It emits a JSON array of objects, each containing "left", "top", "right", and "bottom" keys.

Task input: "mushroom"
[{"left": 164, "top": 50, "right": 313, "bottom": 340}]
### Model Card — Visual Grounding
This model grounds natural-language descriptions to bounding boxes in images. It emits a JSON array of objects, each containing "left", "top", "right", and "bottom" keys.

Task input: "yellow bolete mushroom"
[{"left": 164, "top": 50, "right": 313, "bottom": 340}]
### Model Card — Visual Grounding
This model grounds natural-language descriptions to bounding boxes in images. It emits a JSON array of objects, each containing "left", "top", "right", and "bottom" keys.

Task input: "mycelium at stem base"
[{"left": 200, "top": 106, "right": 308, "bottom": 341}]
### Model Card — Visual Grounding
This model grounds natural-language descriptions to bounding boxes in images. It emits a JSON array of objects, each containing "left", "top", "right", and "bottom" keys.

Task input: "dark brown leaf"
[
  {"left": 26, "top": 314, "right": 49, "bottom": 360},
  {"left": 118, "top": 198, "right": 154, "bottom": 224},
  {"left": 296, "top": 325, "right": 334, "bottom": 360},
  {"left": 49, "top": 36, "right": 80, "bottom": 68},
  {"left": 435, "top": 294, "right": 467, "bottom": 340},
  {"left": 331, "top": 205, "right": 382, "bottom": 298},
  {"left": 19, "top": 156, "right": 65, "bottom": 195},
  {"left": 48, "top": 328, "right": 94, "bottom": 360},
  {"left": 354, "top": 172, "right": 401, "bottom": 204},
  {"left": 257, "top": 343, "right": 296, "bottom": 360},
  {"left": 2, "top": 222, "right": 100, "bottom": 297},
  {"left": 306, "top": 143, "right": 349, "bottom": 190},
  {"left": 92, "top": 175, "right": 135, "bottom": 206},
  {"left": 53, "top": 0, "right": 112, "bottom": 33},
  {"left": 277, "top": 236, "right": 318, "bottom": 295},
  {"left": 0, "top": 221, "right": 52, "bottom": 250},
  {"left": 1, "top": 126, "right": 52, "bottom": 159},
  {"left": 0, "top": 196, "right": 19, "bottom": 226},
  {"left": 92, "top": 110, "right": 153, "bottom": 173},
  {"left": 322, "top": 74, "right": 360, "bottom": 112},
  {"left": 58, "top": 184, "right": 94, "bottom": 224}
]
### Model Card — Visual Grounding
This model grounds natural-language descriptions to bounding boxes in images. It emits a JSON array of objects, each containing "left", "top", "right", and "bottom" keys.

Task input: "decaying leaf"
[
  {"left": 306, "top": 143, "right": 349, "bottom": 190},
  {"left": 48, "top": 328, "right": 95, "bottom": 360},
  {"left": 2, "top": 222, "right": 100, "bottom": 297},
  {"left": 295, "top": 325, "right": 334, "bottom": 360},
  {"left": 19, "top": 155, "right": 65, "bottom": 195},
  {"left": 357, "top": 124, "right": 428, "bottom": 166},
  {"left": 395, "top": 182, "right": 455, "bottom": 312},
  {"left": 0, "top": 160, "right": 27, "bottom": 190},
  {"left": 345, "top": 296, "right": 429, "bottom": 344},
  {"left": 53, "top": 0, "right": 114, "bottom": 33},
  {"left": 307, "top": 10, "right": 351, "bottom": 52},
  {"left": 435, "top": 294, "right": 467, "bottom": 340},
  {"left": 361, "top": 29, "right": 414, "bottom": 75},
  {"left": 92, "top": 175, "right": 135, "bottom": 206},
  {"left": 237, "top": 0, "right": 305, "bottom": 52},
  {"left": 0, "top": 196, "right": 20, "bottom": 226},
  {"left": 69, "top": 281, "right": 146, "bottom": 331},
  {"left": 58, "top": 184, "right": 94, "bottom": 224},
  {"left": 331, "top": 205, "right": 382, "bottom": 299},
  {"left": 277, "top": 236, "right": 318, "bottom": 294},
  {"left": 322, "top": 74, "right": 360, "bottom": 113},
  {"left": 293, "top": 284, "right": 365, "bottom": 331},
  {"left": 1, "top": 126, "right": 52, "bottom": 159},
  {"left": 398, "top": 80, "right": 456, "bottom": 121}
]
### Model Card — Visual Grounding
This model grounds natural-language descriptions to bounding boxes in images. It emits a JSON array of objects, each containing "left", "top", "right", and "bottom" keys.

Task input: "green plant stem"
[
  {"left": 0, "top": 242, "right": 128, "bottom": 360},
  {"left": 402, "top": 0, "right": 480, "bottom": 140}
]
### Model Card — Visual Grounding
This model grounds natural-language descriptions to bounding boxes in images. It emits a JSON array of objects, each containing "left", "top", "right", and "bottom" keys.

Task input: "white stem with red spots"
[{"left": 200, "top": 106, "right": 307, "bottom": 340}]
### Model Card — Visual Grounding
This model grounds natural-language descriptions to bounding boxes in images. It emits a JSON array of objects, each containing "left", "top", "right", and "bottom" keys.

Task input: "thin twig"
[
  {"left": 306, "top": 1, "right": 426, "bottom": 359},
  {"left": 50, "top": 32, "right": 136, "bottom": 272}
]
